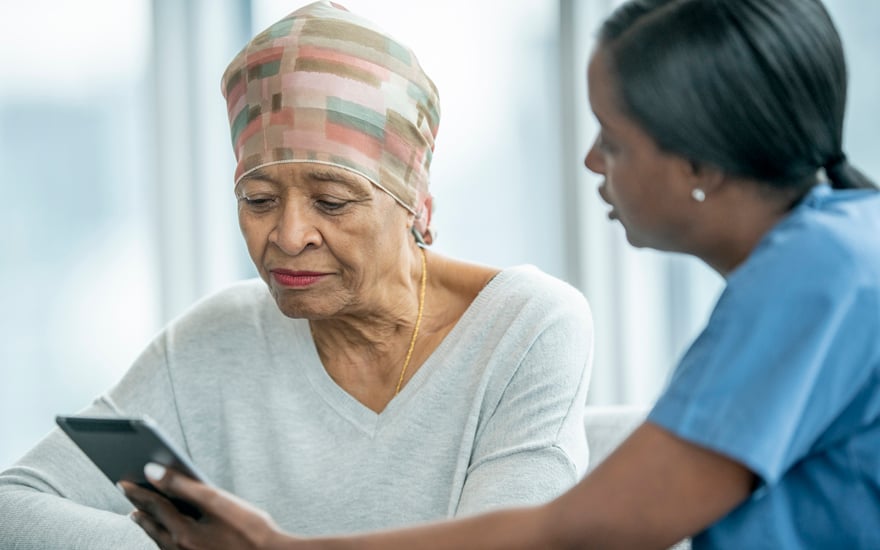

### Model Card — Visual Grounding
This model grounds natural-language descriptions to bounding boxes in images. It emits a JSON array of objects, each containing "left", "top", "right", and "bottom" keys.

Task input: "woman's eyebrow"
[
  {"left": 307, "top": 168, "right": 370, "bottom": 190},
  {"left": 239, "top": 168, "right": 281, "bottom": 186}
]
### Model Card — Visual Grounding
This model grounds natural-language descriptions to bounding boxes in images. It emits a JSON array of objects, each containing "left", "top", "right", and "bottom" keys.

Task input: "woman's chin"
[{"left": 269, "top": 290, "right": 321, "bottom": 319}]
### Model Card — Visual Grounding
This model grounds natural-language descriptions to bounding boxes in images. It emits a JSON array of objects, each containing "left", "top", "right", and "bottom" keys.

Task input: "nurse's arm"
[
  {"left": 312, "top": 421, "right": 756, "bottom": 549},
  {"left": 129, "top": 421, "right": 756, "bottom": 549}
]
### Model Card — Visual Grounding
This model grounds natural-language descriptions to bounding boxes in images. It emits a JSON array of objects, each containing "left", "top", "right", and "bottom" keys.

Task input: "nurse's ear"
[{"left": 686, "top": 161, "right": 725, "bottom": 202}]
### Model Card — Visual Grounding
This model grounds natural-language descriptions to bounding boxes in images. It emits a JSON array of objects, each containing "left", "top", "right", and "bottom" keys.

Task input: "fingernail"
[
  {"left": 115, "top": 482, "right": 126, "bottom": 495},
  {"left": 144, "top": 462, "right": 166, "bottom": 481}
]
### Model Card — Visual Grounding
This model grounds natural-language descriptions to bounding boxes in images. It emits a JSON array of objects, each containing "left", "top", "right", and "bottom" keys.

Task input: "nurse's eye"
[{"left": 596, "top": 131, "right": 617, "bottom": 154}]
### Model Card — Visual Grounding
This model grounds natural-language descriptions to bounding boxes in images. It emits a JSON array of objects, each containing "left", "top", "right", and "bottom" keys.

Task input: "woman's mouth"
[{"left": 271, "top": 270, "right": 328, "bottom": 288}]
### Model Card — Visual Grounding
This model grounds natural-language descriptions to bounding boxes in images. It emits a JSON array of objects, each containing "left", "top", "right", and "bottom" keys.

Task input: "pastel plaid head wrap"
[{"left": 221, "top": 1, "right": 441, "bottom": 220}]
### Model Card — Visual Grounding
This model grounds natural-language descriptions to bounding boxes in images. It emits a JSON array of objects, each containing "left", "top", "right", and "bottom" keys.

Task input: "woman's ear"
[{"left": 413, "top": 194, "right": 434, "bottom": 245}]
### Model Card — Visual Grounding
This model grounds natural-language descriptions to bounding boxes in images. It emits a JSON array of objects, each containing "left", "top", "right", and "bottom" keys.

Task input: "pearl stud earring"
[{"left": 691, "top": 188, "right": 706, "bottom": 202}]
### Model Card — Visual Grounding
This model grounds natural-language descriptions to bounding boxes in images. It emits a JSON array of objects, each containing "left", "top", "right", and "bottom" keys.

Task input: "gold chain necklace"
[{"left": 394, "top": 246, "right": 427, "bottom": 395}]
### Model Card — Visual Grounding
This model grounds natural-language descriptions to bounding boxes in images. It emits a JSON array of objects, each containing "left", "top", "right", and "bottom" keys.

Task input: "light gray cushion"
[{"left": 584, "top": 405, "right": 647, "bottom": 472}]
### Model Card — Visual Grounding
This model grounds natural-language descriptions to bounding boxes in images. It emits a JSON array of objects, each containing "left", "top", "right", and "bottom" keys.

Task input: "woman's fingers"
[
  {"left": 120, "top": 480, "right": 195, "bottom": 536},
  {"left": 123, "top": 483, "right": 209, "bottom": 549},
  {"left": 119, "top": 481, "right": 166, "bottom": 516},
  {"left": 131, "top": 464, "right": 286, "bottom": 549},
  {"left": 144, "top": 463, "right": 263, "bottom": 526},
  {"left": 144, "top": 463, "right": 220, "bottom": 513},
  {"left": 131, "top": 509, "right": 179, "bottom": 550}
]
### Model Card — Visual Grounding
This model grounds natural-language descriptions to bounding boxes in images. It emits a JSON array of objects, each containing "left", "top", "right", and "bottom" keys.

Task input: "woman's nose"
[{"left": 269, "top": 201, "right": 322, "bottom": 255}]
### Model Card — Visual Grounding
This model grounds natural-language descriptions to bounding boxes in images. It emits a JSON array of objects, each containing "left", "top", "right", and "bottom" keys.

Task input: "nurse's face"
[{"left": 584, "top": 49, "right": 698, "bottom": 252}]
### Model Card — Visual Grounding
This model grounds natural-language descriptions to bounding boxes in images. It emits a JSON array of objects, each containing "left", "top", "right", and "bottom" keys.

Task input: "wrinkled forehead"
[{"left": 235, "top": 161, "right": 374, "bottom": 193}]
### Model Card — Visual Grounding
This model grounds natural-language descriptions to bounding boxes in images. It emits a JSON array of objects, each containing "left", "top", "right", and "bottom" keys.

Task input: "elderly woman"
[
  {"left": 123, "top": 0, "right": 879, "bottom": 548},
  {"left": 0, "top": 2, "right": 593, "bottom": 548}
]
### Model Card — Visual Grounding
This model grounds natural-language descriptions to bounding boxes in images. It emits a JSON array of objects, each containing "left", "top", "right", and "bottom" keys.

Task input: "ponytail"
[{"left": 824, "top": 154, "right": 878, "bottom": 190}]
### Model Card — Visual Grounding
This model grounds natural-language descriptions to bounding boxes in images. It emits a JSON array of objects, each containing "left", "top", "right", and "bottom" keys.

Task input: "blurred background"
[{"left": 2, "top": 0, "right": 878, "bottom": 469}]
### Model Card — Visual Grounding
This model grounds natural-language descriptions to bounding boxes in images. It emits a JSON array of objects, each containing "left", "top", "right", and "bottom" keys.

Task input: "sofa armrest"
[
  {"left": 584, "top": 405, "right": 648, "bottom": 472},
  {"left": 583, "top": 405, "right": 691, "bottom": 550}
]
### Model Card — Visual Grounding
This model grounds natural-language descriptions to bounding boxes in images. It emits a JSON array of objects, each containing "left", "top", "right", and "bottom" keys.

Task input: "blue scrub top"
[{"left": 649, "top": 184, "right": 880, "bottom": 549}]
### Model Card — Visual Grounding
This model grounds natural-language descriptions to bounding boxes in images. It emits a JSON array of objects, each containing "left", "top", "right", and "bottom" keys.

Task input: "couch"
[{"left": 584, "top": 405, "right": 691, "bottom": 549}]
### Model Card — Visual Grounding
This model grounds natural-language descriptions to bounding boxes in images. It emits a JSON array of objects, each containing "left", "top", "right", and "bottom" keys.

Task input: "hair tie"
[{"left": 824, "top": 152, "right": 847, "bottom": 171}]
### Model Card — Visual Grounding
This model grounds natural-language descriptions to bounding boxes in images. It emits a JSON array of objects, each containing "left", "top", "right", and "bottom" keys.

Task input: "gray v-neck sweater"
[{"left": 0, "top": 265, "right": 593, "bottom": 549}]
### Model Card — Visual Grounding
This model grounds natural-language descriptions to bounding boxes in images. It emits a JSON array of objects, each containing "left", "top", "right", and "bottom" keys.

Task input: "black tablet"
[{"left": 55, "top": 414, "right": 208, "bottom": 518}]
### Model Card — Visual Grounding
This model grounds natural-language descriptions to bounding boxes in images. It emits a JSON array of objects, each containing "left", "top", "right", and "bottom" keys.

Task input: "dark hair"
[{"left": 598, "top": 0, "right": 877, "bottom": 191}]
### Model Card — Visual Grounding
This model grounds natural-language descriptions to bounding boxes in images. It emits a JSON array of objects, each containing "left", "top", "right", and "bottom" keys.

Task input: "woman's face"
[
  {"left": 584, "top": 49, "right": 698, "bottom": 252},
  {"left": 235, "top": 163, "right": 414, "bottom": 319}
]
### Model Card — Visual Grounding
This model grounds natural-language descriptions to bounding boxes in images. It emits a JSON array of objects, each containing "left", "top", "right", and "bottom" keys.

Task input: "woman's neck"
[{"left": 308, "top": 249, "right": 427, "bottom": 411}]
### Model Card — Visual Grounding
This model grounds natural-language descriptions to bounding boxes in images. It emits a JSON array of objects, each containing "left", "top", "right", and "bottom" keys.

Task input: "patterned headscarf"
[{"left": 221, "top": 1, "right": 441, "bottom": 219}]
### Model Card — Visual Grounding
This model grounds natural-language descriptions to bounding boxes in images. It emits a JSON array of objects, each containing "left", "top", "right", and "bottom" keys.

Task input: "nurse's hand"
[{"left": 119, "top": 463, "right": 295, "bottom": 550}]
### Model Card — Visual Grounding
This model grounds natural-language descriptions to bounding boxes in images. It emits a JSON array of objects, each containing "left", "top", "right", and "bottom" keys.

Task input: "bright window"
[{"left": 0, "top": 0, "right": 157, "bottom": 467}]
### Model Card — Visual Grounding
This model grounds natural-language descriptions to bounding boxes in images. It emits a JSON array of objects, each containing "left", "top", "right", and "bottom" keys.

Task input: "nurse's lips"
[{"left": 596, "top": 184, "right": 616, "bottom": 219}]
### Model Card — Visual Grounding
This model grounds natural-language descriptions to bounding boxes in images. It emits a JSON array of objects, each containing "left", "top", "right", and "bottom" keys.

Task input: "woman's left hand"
[{"left": 119, "top": 463, "right": 292, "bottom": 550}]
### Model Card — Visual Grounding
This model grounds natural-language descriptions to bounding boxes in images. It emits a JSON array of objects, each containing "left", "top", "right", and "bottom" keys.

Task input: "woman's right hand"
[{"left": 120, "top": 463, "right": 298, "bottom": 550}]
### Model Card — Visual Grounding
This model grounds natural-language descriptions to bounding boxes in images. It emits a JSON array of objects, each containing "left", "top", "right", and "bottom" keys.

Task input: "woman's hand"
[{"left": 119, "top": 463, "right": 294, "bottom": 550}]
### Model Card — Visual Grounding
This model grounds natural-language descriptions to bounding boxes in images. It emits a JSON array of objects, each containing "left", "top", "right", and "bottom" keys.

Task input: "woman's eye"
[
  {"left": 316, "top": 199, "right": 348, "bottom": 212},
  {"left": 239, "top": 196, "right": 275, "bottom": 211}
]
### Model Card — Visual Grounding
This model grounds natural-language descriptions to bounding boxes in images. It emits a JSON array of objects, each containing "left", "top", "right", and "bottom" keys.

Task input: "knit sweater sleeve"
[
  {"left": 455, "top": 269, "right": 594, "bottom": 516},
  {"left": 0, "top": 332, "right": 186, "bottom": 550}
]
